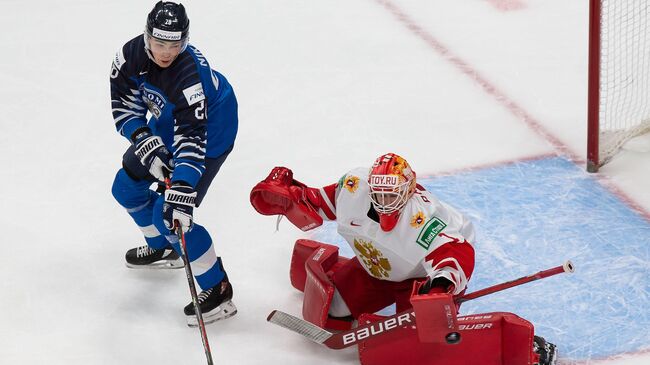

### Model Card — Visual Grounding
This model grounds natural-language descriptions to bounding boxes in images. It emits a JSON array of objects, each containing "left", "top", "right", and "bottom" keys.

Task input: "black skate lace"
[{"left": 136, "top": 245, "right": 154, "bottom": 258}]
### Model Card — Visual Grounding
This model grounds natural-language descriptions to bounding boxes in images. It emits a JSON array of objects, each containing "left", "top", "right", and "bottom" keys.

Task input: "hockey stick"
[
  {"left": 166, "top": 179, "right": 214, "bottom": 365},
  {"left": 176, "top": 226, "right": 214, "bottom": 364},
  {"left": 267, "top": 260, "right": 575, "bottom": 349},
  {"left": 456, "top": 260, "right": 574, "bottom": 304}
]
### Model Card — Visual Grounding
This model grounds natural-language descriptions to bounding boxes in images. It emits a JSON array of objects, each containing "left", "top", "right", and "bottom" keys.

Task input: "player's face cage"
[{"left": 368, "top": 176, "right": 411, "bottom": 214}]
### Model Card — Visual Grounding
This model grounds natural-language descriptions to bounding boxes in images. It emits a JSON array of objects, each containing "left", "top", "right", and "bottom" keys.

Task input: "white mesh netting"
[{"left": 598, "top": 0, "right": 650, "bottom": 165}]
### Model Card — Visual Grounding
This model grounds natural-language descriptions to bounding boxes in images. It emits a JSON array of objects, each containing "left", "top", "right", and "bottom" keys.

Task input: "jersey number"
[
  {"left": 415, "top": 190, "right": 430, "bottom": 203},
  {"left": 195, "top": 100, "right": 205, "bottom": 120}
]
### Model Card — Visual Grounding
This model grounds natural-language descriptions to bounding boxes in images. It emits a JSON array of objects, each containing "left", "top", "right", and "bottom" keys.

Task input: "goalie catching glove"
[{"left": 250, "top": 167, "right": 325, "bottom": 231}]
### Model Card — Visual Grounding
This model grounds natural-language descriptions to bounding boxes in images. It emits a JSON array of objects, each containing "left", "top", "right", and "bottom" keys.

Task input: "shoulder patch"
[
  {"left": 410, "top": 211, "right": 427, "bottom": 228},
  {"left": 182, "top": 83, "right": 205, "bottom": 106},
  {"left": 416, "top": 217, "right": 447, "bottom": 249},
  {"left": 343, "top": 175, "right": 360, "bottom": 193}
]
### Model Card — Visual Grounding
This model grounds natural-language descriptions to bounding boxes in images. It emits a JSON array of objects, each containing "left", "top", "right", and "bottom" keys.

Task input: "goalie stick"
[{"left": 267, "top": 261, "right": 574, "bottom": 349}]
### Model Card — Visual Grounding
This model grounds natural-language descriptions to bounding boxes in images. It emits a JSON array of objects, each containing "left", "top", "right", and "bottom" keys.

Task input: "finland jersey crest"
[{"left": 141, "top": 86, "right": 167, "bottom": 119}]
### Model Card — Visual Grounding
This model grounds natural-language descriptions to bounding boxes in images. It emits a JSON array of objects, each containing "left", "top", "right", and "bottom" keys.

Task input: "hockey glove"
[
  {"left": 418, "top": 276, "right": 455, "bottom": 295},
  {"left": 133, "top": 129, "right": 174, "bottom": 182},
  {"left": 163, "top": 182, "right": 197, "bottom": 233},
  {"left": 250, "top": 167, "right": 324, "bottom": 231}
]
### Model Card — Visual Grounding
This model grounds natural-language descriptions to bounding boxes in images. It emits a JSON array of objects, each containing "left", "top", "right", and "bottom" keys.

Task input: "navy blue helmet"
[{"left": 144, "top": 1, "right": 190, "bottom": 57}]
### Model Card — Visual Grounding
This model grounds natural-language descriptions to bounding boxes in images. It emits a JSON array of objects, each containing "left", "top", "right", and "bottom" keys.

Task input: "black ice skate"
[
  {"left": 125, "top": 245, "right": 184, "bottom": 269},
  {"left": 533, "top": 335, "right": 558, "bottom": 365},
  {"left": 184, "top": 276, "right": 237, "bottom": 327}
]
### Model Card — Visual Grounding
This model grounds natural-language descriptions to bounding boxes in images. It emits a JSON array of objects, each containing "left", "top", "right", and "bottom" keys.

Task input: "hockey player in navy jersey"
[{"left": 110, "top": 1, "right": 237, "bottom": 326}]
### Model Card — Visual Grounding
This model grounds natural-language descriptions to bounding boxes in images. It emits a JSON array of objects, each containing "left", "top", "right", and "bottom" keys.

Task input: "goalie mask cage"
[{"left": 587, "top": 0, "right": 650, "bottom": 172}]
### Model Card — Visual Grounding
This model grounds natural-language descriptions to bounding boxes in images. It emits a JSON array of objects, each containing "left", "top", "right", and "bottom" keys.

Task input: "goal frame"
[{"left": 586, "top": 0, "right": 601, "bottom": 173}]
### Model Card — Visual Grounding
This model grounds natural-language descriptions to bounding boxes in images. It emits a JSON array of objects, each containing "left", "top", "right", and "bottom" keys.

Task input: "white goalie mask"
[{"left": 367, "top": 153, "right": 417, "bottom": 216}]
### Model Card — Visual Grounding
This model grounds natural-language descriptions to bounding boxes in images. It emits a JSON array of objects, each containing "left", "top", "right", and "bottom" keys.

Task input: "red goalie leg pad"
[
  {"left": 409, "top": 280, "right": 459, "bottom": 343},
  {"left": 290, "top": 239, "right": 343, "bottom": 291},
  {"left": 297, "top": 240, "right": 352, "bottom": 330},
  {"left": 357, "top": 312, "right": 537, "bottom": 365},
  {"left": 250, "top": 167, "right": 323, "bottom": 231}
]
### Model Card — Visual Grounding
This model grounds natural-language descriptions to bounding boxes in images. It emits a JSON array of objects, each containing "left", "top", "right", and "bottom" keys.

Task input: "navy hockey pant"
[{"left": 111, "top": 145, "right": 233, "bottom": 290}]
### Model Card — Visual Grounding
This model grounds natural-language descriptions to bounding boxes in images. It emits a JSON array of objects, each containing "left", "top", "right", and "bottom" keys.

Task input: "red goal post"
[{"left": 587, "top": 0, "right": 650, "bottom": 172}]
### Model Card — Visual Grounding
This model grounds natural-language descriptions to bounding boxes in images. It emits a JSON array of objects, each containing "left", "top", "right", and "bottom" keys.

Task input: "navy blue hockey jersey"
[{"left": 110, "top": 35, "right": 238, "bottom": 187}]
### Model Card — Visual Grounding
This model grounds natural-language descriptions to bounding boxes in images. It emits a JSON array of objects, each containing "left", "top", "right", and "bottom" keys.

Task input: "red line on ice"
[
  {"left": 374, "top": 0, "right": 577, "bottom": 162},
  {"left": 487, "top": 0, "right": 526, "bottom": 12},
  {"left": 375, "top": 0, "right": 650, "bottom": 223},
  {"left": 420, "top": 153, "right": 556, "bottom": 178}
]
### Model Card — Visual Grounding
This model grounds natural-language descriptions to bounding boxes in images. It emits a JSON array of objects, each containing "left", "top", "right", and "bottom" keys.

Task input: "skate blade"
[
  {"left": 187, "top": 300, "right": 238, "bottom": 327},
  {"left": 125, "top": 259, "right": 185, "bottom": 270}
]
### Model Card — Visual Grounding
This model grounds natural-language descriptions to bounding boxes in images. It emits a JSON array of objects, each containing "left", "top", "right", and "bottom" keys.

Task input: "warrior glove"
[
  {"left": 163, "top": 182, "right": 197, "bottom": 233},
  {"left": 132, "top": 128, "right": 174, "bottom": 182}
]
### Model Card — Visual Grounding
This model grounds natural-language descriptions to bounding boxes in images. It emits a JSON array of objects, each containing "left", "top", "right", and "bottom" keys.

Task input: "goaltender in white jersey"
[
  {"left": 250, "top": 153, "right": 476, "bottom": 321},
  {"left": 334, "top": 166, "right": 475, "bottom": 292}
]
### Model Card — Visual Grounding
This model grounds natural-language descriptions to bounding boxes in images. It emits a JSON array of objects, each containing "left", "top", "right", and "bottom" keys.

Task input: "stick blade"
[{"left": 267, "top": 310, "right": 333, "bottom": 345}]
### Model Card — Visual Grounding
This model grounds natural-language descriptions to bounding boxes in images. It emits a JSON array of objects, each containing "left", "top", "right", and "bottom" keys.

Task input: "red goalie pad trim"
[
  {"left": 290, "top": 239, "right": 342, "bottom": 292},
  {"left": 289, "top": 240, "right": 353, "bottom": 331}
]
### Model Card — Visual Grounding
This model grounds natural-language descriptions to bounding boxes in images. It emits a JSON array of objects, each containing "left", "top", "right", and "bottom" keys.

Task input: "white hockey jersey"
[{"left": 319, "top": 167, "right": 476, "bottom": 295}]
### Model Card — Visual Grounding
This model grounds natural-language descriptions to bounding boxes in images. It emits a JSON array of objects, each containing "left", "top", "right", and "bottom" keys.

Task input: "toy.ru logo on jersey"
[{"left": 141, "top": 86, "right": 166, "bottom": 119}]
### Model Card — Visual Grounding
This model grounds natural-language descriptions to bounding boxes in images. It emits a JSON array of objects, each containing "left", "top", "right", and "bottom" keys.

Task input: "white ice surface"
[{"left": 0, "top": 0, "right": 648, "bottom": 364}]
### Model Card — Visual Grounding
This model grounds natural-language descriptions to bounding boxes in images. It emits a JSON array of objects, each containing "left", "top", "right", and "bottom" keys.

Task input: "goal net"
[{"left": 587, "top": 0, "right": 650, "bottom": 172}]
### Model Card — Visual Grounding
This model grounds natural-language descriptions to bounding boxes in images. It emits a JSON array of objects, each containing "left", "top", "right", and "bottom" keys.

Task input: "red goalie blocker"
[
  {"left": 357, "top": 310, "right": 538, "bottom": 365},
  {"left": 409, "top": 280, "right": 459, "bottom": 344},
  {"left": 250, "top": 167, "right": 323, "bottom": 231}
]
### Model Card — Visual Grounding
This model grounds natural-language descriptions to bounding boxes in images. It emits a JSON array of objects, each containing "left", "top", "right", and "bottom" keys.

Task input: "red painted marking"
[
  {"left": 419, "top": 153, "right": 557, "bottom": 178},
  {"left": 487, "top": 0, "right": 526, "bottom": 11},
  {"left": 559, "top": 347, "right": 650, "bottom": 364},
  {"left": 375, "top": 0, "right": 650, "bottom": 223},
  {"left": 594, "top": 174, "right": 650, "bottom": 223},
  {"left": 375, "top": 0, "right": 578, "bottom": 163}
]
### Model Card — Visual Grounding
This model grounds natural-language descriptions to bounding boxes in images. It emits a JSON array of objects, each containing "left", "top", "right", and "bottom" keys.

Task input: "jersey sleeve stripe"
[
  {"left": 318, "top": 187, "right": 337, "bottom": 220},
  {"left": 112, "top": 108, "right": 145, "bottom": 118},
  {"left": 117, "top": 116, "right": 146, "bottom": 137},
  {"left": 119, "top": 98, "right": 146, "bottom": 110},
  {"left": 174, "top": 141, "right": 207, "bottom": 153},
  {"left": 423, "top": 240, "right": 475, "bottom": 295},
  {"left": 175, "top": 162, "right": 204, "bottom": 175},
  {"left": 175, "top": 151, "right": 205, "bottom": 160}
]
